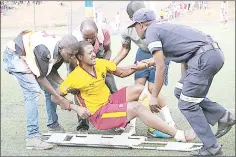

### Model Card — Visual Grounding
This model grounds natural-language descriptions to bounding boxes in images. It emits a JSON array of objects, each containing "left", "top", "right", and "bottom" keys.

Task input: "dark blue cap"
[{"left": 127, "top": 8, "right": 156, "bottom": 28}]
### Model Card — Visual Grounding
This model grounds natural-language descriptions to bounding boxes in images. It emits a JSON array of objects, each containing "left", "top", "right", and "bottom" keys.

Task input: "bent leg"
[{"left": 13, "top": 72, "right": 41, "bottom": 138}]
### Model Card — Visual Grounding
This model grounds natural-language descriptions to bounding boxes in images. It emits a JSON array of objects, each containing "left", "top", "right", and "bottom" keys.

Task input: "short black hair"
[
  {"left": 59, "top": 35, "right": 79, "bottom": 55},
  {"left": 75, "top": 41, "right": 92, "bottom": 59},
  {"left": 80, "top": 18, "right": 98, "bottom": 32}
]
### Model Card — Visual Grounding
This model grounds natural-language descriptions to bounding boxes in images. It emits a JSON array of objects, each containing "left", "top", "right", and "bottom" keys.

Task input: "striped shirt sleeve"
[{"left": 145, "top": 27, "right": 163, "bottom": 55}]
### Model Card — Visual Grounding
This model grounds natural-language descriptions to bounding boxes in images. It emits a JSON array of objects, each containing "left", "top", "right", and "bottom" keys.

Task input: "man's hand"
[
  {"left": 51, "top": 94, "right": 72, "bottom": 111},
  {"left": 75, "top": 106, "right": 92, "bottom": 119},
  {"left": 132, "top": 61, "right": 148, "bottom": 71},
  {"left": 149, "top": 95, "right": 161, "bottom": 113},
  {"left": 59, "top": 98, "right": 73, "bottom": 111}
]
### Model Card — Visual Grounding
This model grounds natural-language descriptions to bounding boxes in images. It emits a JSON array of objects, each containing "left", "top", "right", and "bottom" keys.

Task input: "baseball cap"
[
  {"left": 126, "top": 1, "right": 146, "bottom": 18},
  {"left": 127, "top": 8, "right": 156, "bottom": 28}
]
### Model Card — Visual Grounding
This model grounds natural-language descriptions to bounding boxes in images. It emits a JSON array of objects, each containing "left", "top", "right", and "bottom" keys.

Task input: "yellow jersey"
[{"left": 60, "top": 59, "right": 117, "bottom": 114}]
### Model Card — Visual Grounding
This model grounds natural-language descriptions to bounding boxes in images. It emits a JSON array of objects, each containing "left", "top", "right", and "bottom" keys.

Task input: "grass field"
[{"left": 1, "top": 21, "right": 235, "bottom": 156}]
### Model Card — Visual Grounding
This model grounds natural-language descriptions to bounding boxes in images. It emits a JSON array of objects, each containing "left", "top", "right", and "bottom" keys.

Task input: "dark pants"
[
  {"left": 174, "top": 48, "right": 226, "bottom": 148},
  {"left": 76, "top": 74, "right": 118, "bottom": 130}
]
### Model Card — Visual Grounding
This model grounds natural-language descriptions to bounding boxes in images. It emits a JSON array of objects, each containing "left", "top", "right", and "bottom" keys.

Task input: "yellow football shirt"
[{"left": 59, "top": 59, "right": 117, "bottom": 114}]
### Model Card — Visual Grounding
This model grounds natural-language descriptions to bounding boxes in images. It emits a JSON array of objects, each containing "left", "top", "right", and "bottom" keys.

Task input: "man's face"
[
  {"left": 60, "top": 47, "right": 76, "bottom": 63},
  {"left": 80, "top": 45, "right": 96, "bottom": 66},
  {"left": 81, "top": 29, "right": 97, "bottom": 45},
  {"left": 135, "top": 22, "right": 145, "bottom": 39}
]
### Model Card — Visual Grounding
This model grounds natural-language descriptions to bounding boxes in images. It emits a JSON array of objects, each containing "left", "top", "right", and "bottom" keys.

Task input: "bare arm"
[
  {"left": 151, "top": 50, "right": 166, "bottom": 98},
  {"left": 48, "top": 70, "right": 64, "bottom": 85},
  {"left": 52, "top": 87, "right": 91, "bottom": 117},
  {"left": 38, "top": 76, "right": 61, "bottom": 98},
  {"left": 181, "top": 62, "right": 188, "bottom": 76},
  {"left": 112, "top": 61, "right": 148, "bottom": 78},
  {"left": 112, "top": 65, "right": 137, "bottom": 78},
  {"left": 112, "top": 43, "right": 131, "bottom": 65},
  {"left": 37, "top": 76, "right": 70, "bottom": 109},
  {"left": 140, "top": 57, "right": 156, "bottom": 67}
]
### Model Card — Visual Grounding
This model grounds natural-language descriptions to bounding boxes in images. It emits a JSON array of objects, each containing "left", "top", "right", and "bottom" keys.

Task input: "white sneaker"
[
  {"left": 26, "top": 136, "right": 53, "bottom": 150},
  {"left": 121, "top": 123, "right": 136, "bottom": 136}
]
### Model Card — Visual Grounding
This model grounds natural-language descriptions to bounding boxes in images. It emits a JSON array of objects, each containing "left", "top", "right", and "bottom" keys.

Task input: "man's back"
[{"left": 146, "top": 22, "right": 214, "bottom": 63}]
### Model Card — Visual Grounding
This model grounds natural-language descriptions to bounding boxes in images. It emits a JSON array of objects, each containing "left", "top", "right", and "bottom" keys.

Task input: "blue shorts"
[{"left": 134, "top": 48, "right": 169, "bottom": 85}]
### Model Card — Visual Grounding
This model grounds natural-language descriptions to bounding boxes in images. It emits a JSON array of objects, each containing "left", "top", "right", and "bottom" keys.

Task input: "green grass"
[{"left": 1, "top": 21, "right": 235, "bottom": 156}]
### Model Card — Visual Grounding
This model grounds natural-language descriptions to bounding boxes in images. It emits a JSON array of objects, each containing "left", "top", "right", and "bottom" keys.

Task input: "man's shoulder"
[
  {"left": 33, "top": 44, "right": 51, "bottom": 59},
  {"left": 147, "top": 22, "right": 174, "bottom": 33}
]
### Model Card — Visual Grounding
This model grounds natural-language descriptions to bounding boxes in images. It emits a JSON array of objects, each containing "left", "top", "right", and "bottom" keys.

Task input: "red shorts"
[{"left": 89, "top": 87, "right": 128, "bottom": 130}]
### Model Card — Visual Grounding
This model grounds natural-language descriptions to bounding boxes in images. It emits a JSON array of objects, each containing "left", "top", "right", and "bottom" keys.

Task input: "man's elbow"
[{"left": 115, "top": 70, "right": 126, "bottom": 78}]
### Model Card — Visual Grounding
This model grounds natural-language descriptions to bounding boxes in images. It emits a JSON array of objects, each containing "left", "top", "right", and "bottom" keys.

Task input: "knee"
[
  {"left": 132, "top": 84, "right": 145, "bottom": 95},
  {"left": 23, "top": 86, "right": 41, "bottom": 101},
  {"left": 178, "top": 99, "right": 198, "bottom": 112},
  {"left": 127, "top": 101, "right": 144, "bottom": 115}
]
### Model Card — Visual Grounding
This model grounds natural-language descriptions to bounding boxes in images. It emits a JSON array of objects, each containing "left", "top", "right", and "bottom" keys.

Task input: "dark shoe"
[
  {"left": 215, "top": 111, "right": 235, "bottom": 138},
  {"left": 48, "top": 124, "right": 65, "bottom": 133},
  {"left": 191, "top": 144, "right": 223, "bottom": 156},
  {"left": 77, "top": 128, "right": 88, "bottom": 134},
  {"left": 76, "top": 125, "right": 89, "bottom": 134}
]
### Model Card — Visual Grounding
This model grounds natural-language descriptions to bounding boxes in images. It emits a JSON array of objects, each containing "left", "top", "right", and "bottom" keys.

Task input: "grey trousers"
[{"left": 174, "top": 49, "right": 227, "bottom": 148}]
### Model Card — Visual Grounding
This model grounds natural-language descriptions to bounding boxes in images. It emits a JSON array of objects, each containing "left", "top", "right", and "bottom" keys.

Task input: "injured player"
[{"left": 51, "top": 41, "right": 196, "bottom": 142}]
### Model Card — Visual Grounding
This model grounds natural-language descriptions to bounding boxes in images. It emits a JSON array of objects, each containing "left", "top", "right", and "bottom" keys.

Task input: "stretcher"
[{"left": 42, "top": 133, "right": 203, "bottom": 152}]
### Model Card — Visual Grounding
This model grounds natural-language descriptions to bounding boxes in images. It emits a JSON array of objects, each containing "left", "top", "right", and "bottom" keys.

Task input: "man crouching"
[{"left": 51, "top": 41, "right": 196, "bottom": 142}]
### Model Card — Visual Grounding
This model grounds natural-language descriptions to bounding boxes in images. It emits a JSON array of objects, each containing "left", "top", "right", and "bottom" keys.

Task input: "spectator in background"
[
  {"left": 115, "top": 12, "right": 120, "bottom": 31},
  {"left": 160, "top": 9, "right": 164, "bottom": 21},
  {"left": 220, "top": 1, "right": 228, "bottom": 30}
]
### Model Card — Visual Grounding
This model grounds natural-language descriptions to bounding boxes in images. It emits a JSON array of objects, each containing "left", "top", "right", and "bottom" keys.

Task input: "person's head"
[
  {"left": 75, "top": 41, "right": 96, "bottom": 66},
  {"left": 59, "top": 35, "right": 79, "bottom": 63},
  {"left": 128, "top": 8, "right": 156, "bottom": 39},
  {"left": 126, "top": 1, "right": 146, "bottom": 19},
  {"left": 80, "top": 19, "right": 98, "bottom": 45}
]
